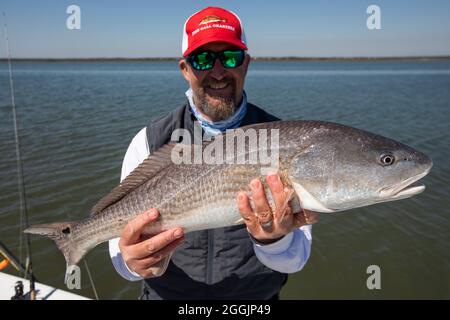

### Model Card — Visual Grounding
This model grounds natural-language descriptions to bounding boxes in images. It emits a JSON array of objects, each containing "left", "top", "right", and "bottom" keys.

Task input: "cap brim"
[{"left": 183, "top": 34, "right": 247, "bottom": 57}]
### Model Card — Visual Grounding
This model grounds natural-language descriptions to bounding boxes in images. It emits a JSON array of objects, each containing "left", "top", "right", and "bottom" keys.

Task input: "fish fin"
[
  {"left": 292, "top": 182, "right": 335, "bottom": 213},
  {"left": 146, "top": 252, "right": 173, "bottom": 277},
  {"left": 90, "top": 142, "right": 178, "bottom": 215},
  {"left": 24, "top": 222, "right": 87, "bottom": 274}
]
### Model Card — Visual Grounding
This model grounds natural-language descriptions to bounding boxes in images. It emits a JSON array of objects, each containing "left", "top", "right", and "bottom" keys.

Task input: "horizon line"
[{"left": 1, "top": 55, "right": 450, "bottom": 62}]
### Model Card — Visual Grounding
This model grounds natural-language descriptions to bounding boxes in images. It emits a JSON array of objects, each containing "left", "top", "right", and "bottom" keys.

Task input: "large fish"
[{"left": 24, "top": 120, "right": 432, "bottom": 277}]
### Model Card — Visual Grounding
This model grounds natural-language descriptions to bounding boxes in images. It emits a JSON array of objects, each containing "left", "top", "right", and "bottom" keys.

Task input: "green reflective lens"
[
  {"left": 195, "top": 52, "right": 214, "bottom": 70},
  {"left": 187, "top": 50, "right": 244, "bottom": 71},
  {"left": 222, "top": 51, "right": 240, "bottom": 68}
]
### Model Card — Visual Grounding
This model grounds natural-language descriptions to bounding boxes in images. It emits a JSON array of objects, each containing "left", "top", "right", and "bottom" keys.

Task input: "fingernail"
[
  {"left": 174, "top": 228, "right": 183, "bottom": 238},
  {"left": 148, "top": 209, "right": 158, "bottom": 219},
  {"left": 267, "top": 173, "right": 279, "bottom": 183},
  {"left": 251, "top": 179, "right": 260, "bottom": 189},
  {"left": 238, "top": 193, "right": 245, "bottom": 201}
]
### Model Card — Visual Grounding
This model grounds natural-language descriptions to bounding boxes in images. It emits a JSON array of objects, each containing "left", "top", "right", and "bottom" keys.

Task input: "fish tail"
[{"left": 24, "top": 221, "right": 86, "bottom": 282}]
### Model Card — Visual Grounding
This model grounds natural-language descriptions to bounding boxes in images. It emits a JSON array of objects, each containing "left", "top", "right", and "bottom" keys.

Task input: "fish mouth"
[
  {"left": 390, "top": 182, "right": 425, "bottom": 199},
  {"left": 380, "top": 169, "right": 431, "bottom": 200}
]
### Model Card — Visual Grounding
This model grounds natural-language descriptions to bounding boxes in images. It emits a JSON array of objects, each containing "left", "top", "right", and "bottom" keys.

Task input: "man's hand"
[
  {"left": 118, "top": 209, "right": 184, "bottom": 278},
  {"left": 237, "top": 173, "right": 319, "bottom": 244}
]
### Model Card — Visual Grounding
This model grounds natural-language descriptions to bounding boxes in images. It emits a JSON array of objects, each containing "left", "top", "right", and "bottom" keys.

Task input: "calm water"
[{"left": 0, "top": 60, "right": 449, "bottom": 299}]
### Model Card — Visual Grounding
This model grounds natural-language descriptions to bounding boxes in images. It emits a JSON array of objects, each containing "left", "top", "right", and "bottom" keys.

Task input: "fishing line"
[
  {"left": 2, "top": 11, "right": 36, "bottom": 299},
  {"left": 83, "top": 259, "right": 99, "bottom": 300},
  {"left": 2, "top": 11, "right": 100, "bottom": 300}
]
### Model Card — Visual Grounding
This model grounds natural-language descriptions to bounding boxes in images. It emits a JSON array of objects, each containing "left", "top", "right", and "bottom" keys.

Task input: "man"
[{"left": 109, "top": 6, "right": 319, "bottom": 300}]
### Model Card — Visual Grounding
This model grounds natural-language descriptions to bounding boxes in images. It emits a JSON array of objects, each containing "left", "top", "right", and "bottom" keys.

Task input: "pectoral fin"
[{"left": 292, "top": 182, "right": 335, "bottom": 213}]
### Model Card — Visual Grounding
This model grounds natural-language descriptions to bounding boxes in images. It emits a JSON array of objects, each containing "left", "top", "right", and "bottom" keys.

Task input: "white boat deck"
[{"left": 0, "top": 272, "right": 90, "bottom": 300}]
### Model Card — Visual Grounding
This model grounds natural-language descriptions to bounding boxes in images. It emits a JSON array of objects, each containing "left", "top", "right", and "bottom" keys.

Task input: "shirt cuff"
[
  {"left": 109, "top": 237, "right": 143, "bottom": 281},
  {"left": 124, "top": 260, "right": 143, "bottom": 279},
  {"left": 251, "top": 231, "right": 295, "bottom": 255}
]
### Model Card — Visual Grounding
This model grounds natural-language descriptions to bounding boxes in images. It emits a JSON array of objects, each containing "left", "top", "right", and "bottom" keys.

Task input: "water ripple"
[{"left": 1, "top": 61, "right": 449, "bottom": 299}]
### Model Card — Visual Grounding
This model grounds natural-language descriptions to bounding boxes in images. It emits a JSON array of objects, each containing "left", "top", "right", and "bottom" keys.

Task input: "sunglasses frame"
[{"left": 186, "top": 49, "right": 245, "bottom": 71}]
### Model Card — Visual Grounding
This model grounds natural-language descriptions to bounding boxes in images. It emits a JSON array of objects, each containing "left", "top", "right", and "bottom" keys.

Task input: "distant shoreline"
[{"left": 1, "top": 56, "right": 449, "bottom": 63}]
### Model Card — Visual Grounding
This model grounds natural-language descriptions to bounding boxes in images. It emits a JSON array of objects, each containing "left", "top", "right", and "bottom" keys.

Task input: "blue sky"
[{"left": 0, "top": 0, "right": 449, "bottom": 58}]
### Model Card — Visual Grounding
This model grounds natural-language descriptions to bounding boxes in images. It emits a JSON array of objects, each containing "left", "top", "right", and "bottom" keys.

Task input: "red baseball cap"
[{"left": 182, "top": 7, "right": 248, "bottom": 57}]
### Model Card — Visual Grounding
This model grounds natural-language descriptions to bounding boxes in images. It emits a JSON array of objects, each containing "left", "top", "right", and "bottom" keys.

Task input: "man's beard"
[{"left": 193, "top": 78, "right": 237, "bottom": 122}]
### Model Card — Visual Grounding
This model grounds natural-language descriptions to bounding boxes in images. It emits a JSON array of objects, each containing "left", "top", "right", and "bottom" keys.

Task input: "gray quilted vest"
[{"left": 141, "top": 102, "right": 287, "bottom": 300}]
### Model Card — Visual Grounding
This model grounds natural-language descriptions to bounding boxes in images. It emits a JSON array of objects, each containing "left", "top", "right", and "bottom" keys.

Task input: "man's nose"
[{"left": 209, "top": 58, "right": 226, "bottom": 81}]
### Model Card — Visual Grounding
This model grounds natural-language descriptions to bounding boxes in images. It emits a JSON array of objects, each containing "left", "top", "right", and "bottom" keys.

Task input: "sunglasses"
[{"left": 186, "top": 50, "right": 245, "bottom": 71}]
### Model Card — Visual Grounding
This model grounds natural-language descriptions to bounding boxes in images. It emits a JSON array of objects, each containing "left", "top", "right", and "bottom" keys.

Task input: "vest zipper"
[{"left": 206, "top": 229, "right": 214, "bottom": 285}]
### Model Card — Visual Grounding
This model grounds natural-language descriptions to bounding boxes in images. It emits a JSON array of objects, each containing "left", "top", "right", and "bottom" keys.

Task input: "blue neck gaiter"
[{"left": 186, "top": 88, "right": 248, "bottom": 136}]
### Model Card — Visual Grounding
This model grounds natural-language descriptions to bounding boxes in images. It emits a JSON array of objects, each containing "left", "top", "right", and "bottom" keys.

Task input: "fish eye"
[{"left": 379, "top": 153, "right": 395, "bottom": 166}]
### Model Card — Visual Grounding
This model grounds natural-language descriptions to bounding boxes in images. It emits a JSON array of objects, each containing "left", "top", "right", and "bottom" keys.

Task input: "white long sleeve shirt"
[{"left": 109, "top": 127, "right": 313, "bottom": 281}]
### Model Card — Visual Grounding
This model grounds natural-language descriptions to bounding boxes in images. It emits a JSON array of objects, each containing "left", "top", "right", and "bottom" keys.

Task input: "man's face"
[{"left": 179, "top": 42, "right": 250, "bottom": 122}]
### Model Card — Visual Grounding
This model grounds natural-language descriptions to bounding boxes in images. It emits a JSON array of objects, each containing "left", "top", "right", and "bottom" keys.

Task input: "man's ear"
[{"left": 179, "top": 59, "right": 191, "bottom": 82}]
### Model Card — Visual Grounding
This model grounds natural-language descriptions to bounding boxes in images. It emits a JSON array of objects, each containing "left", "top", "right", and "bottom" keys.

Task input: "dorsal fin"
[{"left": 90, "top": 142, "right": 177, "bottom": 215}]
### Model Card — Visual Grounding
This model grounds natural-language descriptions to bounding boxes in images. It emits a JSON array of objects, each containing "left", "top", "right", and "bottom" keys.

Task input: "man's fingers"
[
  {"left": 237, "top": 192, "right": 253, "bottom": 219},
  {"left": 250, "top": 179, "right": 272, "bottom": 221},
  {"left": 266, "top": 173, "right": 285, "bottom": 211},
  {"left": 132, "top": 237, "right": 184, "bottom": 271},
  {"left": 120, "top": 209, "right": 159, "bottom": 246},
  {"left": 237, "top": 192, "right": 256, "bottom": 225},
  {"left": 132, "top": 227, "right": 184, "bottom": 259},
  {"left": 294, "top": 210, "right": 320, "bottom": 227},
  {"left": 122, "top": 226, "right": 184, "bottom": 277},
  {"left": 304, "top": 210, "right": 320, "bottom": 224}
]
